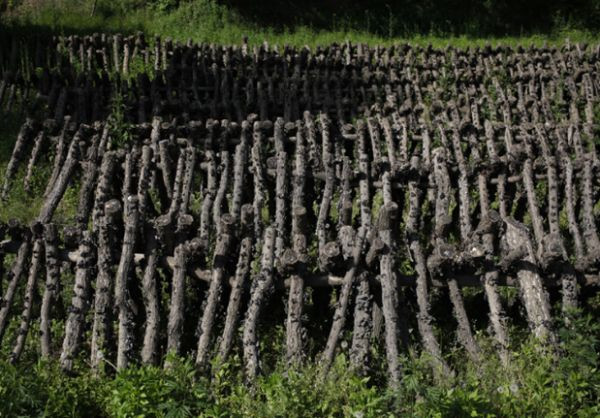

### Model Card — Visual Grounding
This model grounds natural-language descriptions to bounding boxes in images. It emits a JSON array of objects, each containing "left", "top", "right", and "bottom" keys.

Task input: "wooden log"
[
  {"left": 122, "top": 146, "right": 140, "bottom": 200},
  {"left": 350, "top": 272, "right": 371, "bottom": 375},
  {"left": 316, "top": 115, "right": 335, "bottom": 263},
  {"left": 0, "top": 231, "right": 30, "bottom": 346},
  {"left": 274, "top": 150, "right": 288, "bottom": 265},
  {"left": 165, "top": 213, "right": 193, "bottom": 362},
  {"left": 444, "top": 137, "right": 481, "bottom": 361},
  {"left": 91, "top": 151, "right": 119, "bottom": 235},
  {"left": 199, "top": 122, "right": 217, "bottom": 244},
  {"left": 250, "top": 121, "right": 267, "bottom": 246},
  {"left": 137, "top": 144, "right": 161, "bottom": 366},
  {"left": 304, "top": 111, "right": 322, "bottom": 171},
  {"left": 196, "top": 214, "right": 235, "bottom": 368},
  {"left": 537, "top": 127, "right": 578, "bottom": 314},
  {"left": 337, "top": 157, "right": 354, "bottom": 229},
  {"left": 76, "top": 128, "right": 102, "bottom": 228},
  {"left": 580, "top": 155, "right": 600, "bottom": 261},
  {"left": 407, "top": 156, "right": 451, "bottom": 376},
  {"left": 23, "top": 130, "right": 45, "bottom": 193},
  {"left": 522, "top": 158, "right": 545, "bottom": 253},
  {"left": 502, "top": 217, "right": 555, "bottom": 342},
  {"left": 38, "top": 127, "right": 80, "bottom": 224},
  {"left": 10, "top": 223, "right": 44, "bottom": 363},
  {"left": 243, "top": 226, "right": 276, "bottom": 381},
  {"left": 286, "top": 121, "right": 308, "bottom": 366},
  {"left": 158, "top": 139, "right": 174, "bottom": 200},
  {"left": 90, "top": 199, "right": 121, "bottom": 373},
  {"left": 230, "top": 121, "right": 250, "bottom": 221},
  {"left": 115, "top": 195, "right": 139, "bottom": 370},
  {"left": 40, "top": 224, "right": 60, "bottom": 358},
  {"left": 136, "top": 145, "right": 154, "bottom": 219},
  {"left": 60, "top": 231, "right": 95, "bottom": 372},
  {"left": 376, "top": 196, "right": 403, "bottom": 384},
  {"left": 473, "top": 136, "right": 510, "bottom": 365},
  {"left": 321, "top": 225, "right": 367, "bottom": 373},
  {"left": 140, "top": 220, "right": 161, "bottom": 365},
  {"left": 218, "top": 204, "right": 254, "bottom": 360},
  {"left": 213, "top": 132, "right": 230, "bottom": 236},
  {"left": 560, "top": 155, "right": 584, "bottom": 262},
  {"left": 2, "top": 119, "right": 35, "bottom": 200}
]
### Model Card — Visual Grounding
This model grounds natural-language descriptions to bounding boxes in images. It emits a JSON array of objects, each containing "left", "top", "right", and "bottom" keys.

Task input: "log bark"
[
  {"left": 60, "top": 231, "right": 95, "bottom": 372},
  {"left": 165, "top": 214, "right": 193, "bottom": 362},
  {"left": 502, "top": 217, "right": 555, "bottom": 343},
  {"left": 91, "top": 151, "right": 118, "bottom": 235},
  {"left": 433, "top": 145, "right": 480, "bottom": 362},
  {"left": 213, "top": 146, "right": 230, "bottom": 236},
  {"left": 350, "top": 273, "right": 371, "bottom": 375},
  {"left": 196, "top": 214, "right": 235, "bottom": 368},
  {"left": 10, "top": 224, "right": 44, "bottom": 363},
  {"left": 286, "top": 121, "right": 308, "bottom": 366},
  {"left": 243, "top": 226, "right": 276, "bottom": 381},
  {"left": 230, "top": 122, "right": 250, "bottom": 221},
  {"left": 316, "top": 115, "right": 335, "bottom": 262},
  {"left": 90, "top": 199, "right": 121, "bottom": 373},
  {"left": 218, "top": 205, "right": 254, "bottom": 360},
  {"left": 76, "top": 129, "right": 102, "bottom": 228},
  {"left": 274, "top": 151, "right": 288, "bottom": 265},
  {"left": 251, "top": 122, "right": 267, "bottom": 246},
  {"left": 38, "top": 129, "right": 80, "bottom": 224},
  {"left": 115, "top": 196, "right": 139, "bottom": 370},
  {"left": 140, "top": 221, "right": 161, "bottom": 365},
  {"left": 23, "top": 130, "right": 45, "bottom": 193},
  {"left": 407, "top": 156, "right": 451, "bottom": 376},
  {"left": 199, "top": 121, "right": 218, "bottom": 244},
  {"left": 0, "top": 234, "right": 30, "bottom": 345},
  {"left": 376, "top": 198, "right": 403, "bottom": 384},
  {"left": 473, "top": 145, "right": 510, "bottom": 365},
  {"left": 2, "top": 119, "right": 35, "bottom": 200},
  {"left": 321, "top": 225, "right": 367, "bottom": 373},
  {"left": 350, "top": 120, "right": 375, "bottom": 373},
  {"left": 44, "top": 116, "right": 71, "bottom": 198},
  {"left": 40, "top": 224, "right": 60, "bottom": 358}
]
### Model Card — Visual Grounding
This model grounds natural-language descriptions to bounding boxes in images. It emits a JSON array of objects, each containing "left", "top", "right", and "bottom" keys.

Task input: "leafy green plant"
[{"left": 108, "top": 91, "right": 133, "bottom": 148}]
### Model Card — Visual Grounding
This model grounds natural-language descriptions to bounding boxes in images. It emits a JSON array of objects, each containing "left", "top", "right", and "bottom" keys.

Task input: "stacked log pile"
[{"left": 0, "top": 35, "right": 599, "bottom": 384}]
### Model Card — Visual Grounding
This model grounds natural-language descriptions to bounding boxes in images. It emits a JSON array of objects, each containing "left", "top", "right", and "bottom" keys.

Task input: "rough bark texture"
[
  {"left": 115, "top": 196, "right": 140, "bottom": 370},
  {"left": 10, "top": 225, "right": 44, "bottom": 363},
  {"left": 243, "top": 226, "right": 276, "bottom": 381},
  {"left": 0, "top": 235, "right": 31, "bottom": 345},
  {"left": 218, "top": 204, "right": 254, "bottom": 360},
  {"left": 90, "top": 199, "right": 121, "bottom": 373},
  {"left": 196, "top": 214, "right": 234, "bottom": 368},
  {"left": 40, "top": 224, "right": 60, "bottom": 358},
  {"left": 60, "top": 231, "right": 95, "bottom": 372},
  {"left": 502, "top": 218, "right": 555, "bottom": 343}
]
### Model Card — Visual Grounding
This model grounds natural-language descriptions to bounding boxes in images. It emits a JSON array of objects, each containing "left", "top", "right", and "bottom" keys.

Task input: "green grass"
[
  {"left": 0, "top": 312, "right": 599, "bottom": 417},
  {"left": 3, "top": 0, "right": 600, "bottom": 48},
  {"left": 1, "top": 2, "right": 600, "bottom": 416}
]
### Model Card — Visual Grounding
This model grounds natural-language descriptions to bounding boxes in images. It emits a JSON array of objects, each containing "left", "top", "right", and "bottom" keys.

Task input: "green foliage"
[
  {"left": 3, "top": 0, "right": 600, "bottom": 48},
  {"left": 108, "top": 91, "right": 133, "bottom": 148},
  {"left": 107, "top": 356, "right": 210, "bottom": 417},
  {"left": 0, "top": 360, "right": 108, "bottom": 417},
  {"left": 535, "top": 180, "right": 548, "bottom": 203},
  {"left": 371, "top": 189, "right": 383, "bottom": 221},
  {"left": 0, "top": 313, "right": 599, "bottom": 417}
]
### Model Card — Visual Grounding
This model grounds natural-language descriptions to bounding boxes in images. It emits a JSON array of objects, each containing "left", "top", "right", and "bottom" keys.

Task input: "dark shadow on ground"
[{"left": 219, "top": 0, "right": 599, "bottom": 37}]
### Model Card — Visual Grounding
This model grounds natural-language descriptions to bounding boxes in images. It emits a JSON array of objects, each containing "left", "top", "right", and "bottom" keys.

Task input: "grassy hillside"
[
  {"left": 1, "top": 0, "right": 600, "bottom": 47},
  {"left": 1, "top": 2, "right": 600, "bottom": 417},
  {"left": 1, "top": 314, "right": 600, "bottom": 417}
]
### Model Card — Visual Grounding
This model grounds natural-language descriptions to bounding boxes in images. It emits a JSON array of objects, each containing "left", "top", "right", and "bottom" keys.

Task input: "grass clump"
[
  {"left": 2, "top": 0, "right": 600, "bottom": 48},
  {"left": 0, "top": 312, "right": 598, "bottom": 417}
]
